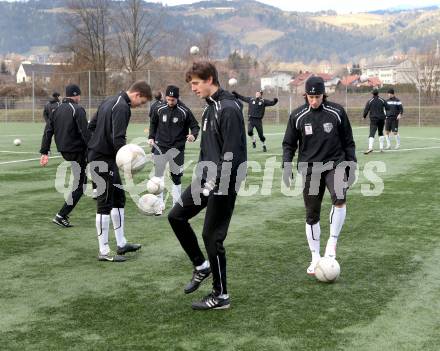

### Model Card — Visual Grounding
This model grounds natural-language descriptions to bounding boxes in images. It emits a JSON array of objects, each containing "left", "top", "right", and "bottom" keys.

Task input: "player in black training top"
[
  {"left": 168, "top": 61, "right": 247, "bottom": 310},
  {"left": 232, "top": 90, "right": 278, "bottom": 152},
  {"left": 40, "top": 84, "right": 89, "bottom": 228},
  {"left": 282, "top": 76, "right": 356, "bottom": 276},
  {"left": 363, "top": 89, "right": 389, "bottom": 154},
  {"left": 88, "top": 81, "right": 151, "bottom": 262}
]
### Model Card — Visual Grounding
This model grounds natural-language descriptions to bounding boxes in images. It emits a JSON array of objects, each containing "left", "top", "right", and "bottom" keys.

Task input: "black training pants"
[
  {"left": 247, "top": 118, "right": 265, "bottom": 142},
  {"left": 168, "top": 182, "right": 237, "bottom": 295},
  {"left": 302, "top": 167, "right": 348, "bottom": 225},
  {"left": 58, "top": 151, "right": 87, "bottom": 218},
  {"left": 369, "top": 118, "right": 385, "bottom": 138}
]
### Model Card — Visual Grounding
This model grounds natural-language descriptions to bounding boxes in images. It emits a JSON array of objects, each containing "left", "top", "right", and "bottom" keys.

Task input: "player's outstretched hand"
[
  {"left": 40, "top": 154, "right": 49, "bottom": 167},
  {"left": 147, "top": 139, "right": 155, "bottom": 145},
  {"left": 187, "top": 134, "right": 195, "bottom": 142}
]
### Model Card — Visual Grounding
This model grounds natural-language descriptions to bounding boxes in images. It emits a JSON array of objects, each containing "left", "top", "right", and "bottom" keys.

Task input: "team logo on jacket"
[
  {"left": 173, "top": 117, "right": 178, "bottom": 123},
  {"left": 252, "top": 101, "right": 256, "bottom": 104},
  {"left": 162, "top": 114, "right": 167, "bottom": 122},
  {"left": 258, "top": 101, "right": 262, "bottom": 105},
  {"left": 305, "top": 123, "right": 313, "bottom": 135},
  {"left": 323, "top": 122, "right": 333, "bottom": 133}
]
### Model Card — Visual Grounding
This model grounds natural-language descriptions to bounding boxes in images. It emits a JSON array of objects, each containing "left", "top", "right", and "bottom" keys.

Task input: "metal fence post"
[
  {"left": 276, "top": 85, "right": 279, "bottom": 124},
  {"left": 88, "top": 70, "right": 92, "bottom": 118},
  {"left": 5, "top": 97, "right": 8, "bottom": 123},
  {"left": 32, "top": 71, "right": 35, "bottom": 123},
  {"left": 418, "top": 86, "right": 421, "bottom": 127}
]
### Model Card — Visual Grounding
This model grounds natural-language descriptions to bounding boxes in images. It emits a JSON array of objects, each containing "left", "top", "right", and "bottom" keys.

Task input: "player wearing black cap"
[
  {"left": 40, "top": 84, "right": 90, "bottom": 228},
  {"left": 148, "top": 85, "right": 200, "bottom": 212},
  {"left": 232, "top": 90, "right": 278, "bottom": 152},
  {"left": 88, "top": 81, "right": 152, "bottom": 262},
  {"left": 385, "top": 88, "right": 403, "bottom": 149},
  {"left": 282, "top": 76, "right": 356, "bottom": 275},
  {"left": 43, "top": 91, "right": 61, "bottom": 123},
  {"left": 168, "top": 61, "right": 247, "bottom": 310},
  {"left": 363, "top": 89, "right": 389, "bottom": 154}
]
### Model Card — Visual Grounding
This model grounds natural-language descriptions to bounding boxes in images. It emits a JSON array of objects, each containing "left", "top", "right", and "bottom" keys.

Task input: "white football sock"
[
  {"left": 252, "top": 137, "right": 256, "bottom": 143},
  {"left": 111, "top": 208, "right": 127, "bottom": 248},
  {"left": 328, "top": 205, "right": 346, "bottom": 247},
  {"left": 379, "top": 136, "right": 384, "bottom": 149},
  {"left": 386, "top": 135, "right": 391, "bottom": 147},
  {"left": 96, "top": 214, "right": 110, "bottom": 255},
  {"left": 368, "top": 137, "right": 374, "bottom": 150},
  {"left": 306, "top": 222, "right": 321, "bottom": 261},
  {"left": 395, "top": 134, "right": 400, "bottom": 146},
  {"left": 172, "top": 184, "right": 182, "bottom": 206},
  {"left": 196, "top": 260, "right": 210, "bottom": 270}
]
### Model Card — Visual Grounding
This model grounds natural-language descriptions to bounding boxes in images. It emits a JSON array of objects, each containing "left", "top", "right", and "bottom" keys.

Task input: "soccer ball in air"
[
  {"left": 315, "top": 257, "right": 341, "bottom": 283},
  {"left": 190, "top": 46, "right": 200, "bottom": 55},
  {"left": 13, "top": 138, "right": 21, "bottom": 146},
  {"left": 228, "top": 78, "right": 238, "bottom": 87},
  {"left": 116, "top": 144, "right": 147, "bottom": 173},
  {"left": 146, "top": 176, "right": 165, "bottom": 195}
]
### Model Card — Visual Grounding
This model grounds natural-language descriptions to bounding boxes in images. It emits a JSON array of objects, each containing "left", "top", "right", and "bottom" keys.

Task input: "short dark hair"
[
  {"left": 154, "top": 91, "right": 162, "bottom": 101},
  {"left": 185, "top": 61, "right": 219, "bottom": 86},
  {"left": 128, "top": 80, "right": 152, "bottom": 99}
]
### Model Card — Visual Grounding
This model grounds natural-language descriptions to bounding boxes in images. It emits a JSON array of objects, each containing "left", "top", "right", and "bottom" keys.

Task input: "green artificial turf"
[{"left": 0, "top": 123, "right": 439, "bottom": 350}]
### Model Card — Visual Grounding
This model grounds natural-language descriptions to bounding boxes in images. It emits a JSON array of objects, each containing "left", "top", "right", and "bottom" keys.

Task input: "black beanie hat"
[
  {"left": 166, "top": 85, "right": 179, "bottom": 99},
  {"left": 305, "top": 76, "right": 325, "bottom": 95},
  {"left": 387, "top": 88, "right": 395, "bottom": 94},
  {"left": 65, "top": 84, "right": 81, "bottom": 97}
]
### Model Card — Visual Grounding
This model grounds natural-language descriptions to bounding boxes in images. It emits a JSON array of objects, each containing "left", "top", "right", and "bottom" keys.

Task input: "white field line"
[
  {"left": 0, "top": 150, "right": 41, "bottom": 154},
  {"left": 0, "top": 156, "right": 62, "bottom": 165}
]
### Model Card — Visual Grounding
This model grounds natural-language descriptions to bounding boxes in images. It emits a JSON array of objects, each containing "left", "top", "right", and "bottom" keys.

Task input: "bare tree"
[
  {"left": 65, "top": 0, "right": 110, "bottom": 95},
  {"left": 199, "top": 32, "right": 218, "bottom": 60},
  {"left": 404, "top": 44, "right": 440, "bottom": 100},
  {"left": 114, "top": 0, "right": 163, "bottom": 76}
]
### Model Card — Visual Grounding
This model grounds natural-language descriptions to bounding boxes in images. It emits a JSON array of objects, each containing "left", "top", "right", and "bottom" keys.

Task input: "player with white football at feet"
[
  {"left": 282, "top": 76, "right": 357, "bottom": 276},
  {"left": 88, "top": 81, "right": 151, "bottom": 262}
]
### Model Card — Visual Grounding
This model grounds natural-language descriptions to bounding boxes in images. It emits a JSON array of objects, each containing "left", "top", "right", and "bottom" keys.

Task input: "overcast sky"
[{"left": 151, "top": 0, "right": 440, "bottom": 13}]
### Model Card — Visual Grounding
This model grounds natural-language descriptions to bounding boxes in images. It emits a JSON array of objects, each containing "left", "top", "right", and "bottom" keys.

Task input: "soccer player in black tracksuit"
[
  {"left": 385, "top": 88, "right": 404, "bottom": 149},
  {"left": 363, "top": 89, "right": 389, "bottom": 154},
  {"left": 43, "top": 91, "right": 61, "bottom": 123},
  {"left": 232, "top": 90, "right": 278, "bottom": 152},
  {"left": 148, "top": 85, "right": 200, "bottom": 211},
  {"left": 88, "top": 81, "right": 152, "bottom": 262},
  {"left": 168, "top": 61, "right": 247, "bottom": 310},
  {"left": 282, "top": 76, "right": 356, "bottom": 275},
  {"left": 40, "top": 84, "right": 89, "bottom": 228}
]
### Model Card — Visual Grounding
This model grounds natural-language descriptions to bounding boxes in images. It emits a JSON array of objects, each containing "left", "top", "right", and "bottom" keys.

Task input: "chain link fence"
[{"left": 1, "top": 69, "right": 439, "bottom": 126}]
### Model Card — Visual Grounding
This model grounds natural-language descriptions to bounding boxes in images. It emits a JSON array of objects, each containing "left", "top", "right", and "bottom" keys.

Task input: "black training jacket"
[
  {"left": 200, "top": 88, "right": 247, "bottom": 188},
  {"left": 40, "top": 98, "right": 89, "bottom": 155},
  {"left": 283, "top": 101, "right": 356, "bottom": 166},
  {"left": 386, "top": 96, "right": 404, "bottom": 118},
  {"left": 233, "top": 92, "right": 278, "bottom": 119},
  {"left": 149, "top": 101, "right": 200, "bottom": 150},
  {"left": 88, "top": 91, "right": 131, "bottom": 160},
  {"left": 363, "top": 96, "right": 388, "bottom": 120}
]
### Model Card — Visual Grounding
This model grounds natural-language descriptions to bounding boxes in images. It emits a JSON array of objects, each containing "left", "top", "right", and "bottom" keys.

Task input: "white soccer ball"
[
  {"left": 138, "top": 194, "right": 163, "bottom": 216},
  {"left": 228, "top": 78, "right": 238, "bottom": 87},
  {"left": 190, "top": 46, "right": 200, "bottom": 55},
  {"left": 13, "top": 138, "right": 21, "bottom": 146},
  {"left": 315, "top": 257, "right": 341, "bottom": 283},
  {"left": 116, "top": 144, "right": 147, "bottom": 173},
  {"left": 146, "top": 176, "right": 165, "bottom": 195}
]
